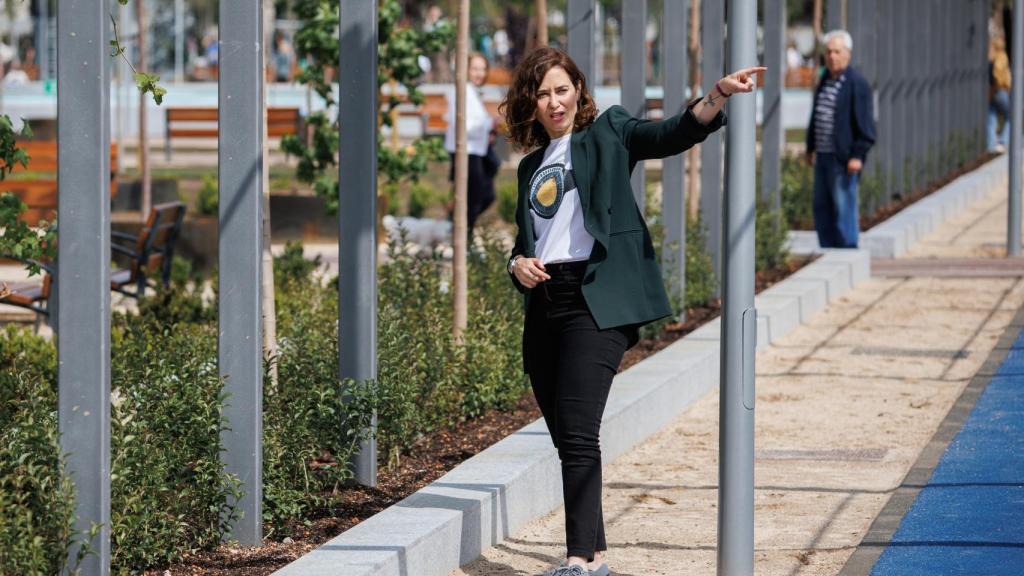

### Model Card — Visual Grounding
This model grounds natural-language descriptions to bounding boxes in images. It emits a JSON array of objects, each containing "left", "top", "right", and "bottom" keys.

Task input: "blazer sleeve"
[
  {"left": 850, "top": 75, "right": 876, "bottom": 163},
  {"left": 605, "top": 101, "right": 726, "bottom": 164},
  {"left": 507, "top": 158, "right": 531, "bottom": 294}
]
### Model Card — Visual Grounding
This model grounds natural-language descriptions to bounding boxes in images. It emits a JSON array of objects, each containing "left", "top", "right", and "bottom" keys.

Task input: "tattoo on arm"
[{"left": 705, "top": 91, "right": 720, "bottom": 106}]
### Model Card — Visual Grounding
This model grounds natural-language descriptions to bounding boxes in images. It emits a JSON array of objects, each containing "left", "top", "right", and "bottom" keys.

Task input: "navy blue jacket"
[{"left": 806, "top": 65, "right": 876, "bottom": 165}]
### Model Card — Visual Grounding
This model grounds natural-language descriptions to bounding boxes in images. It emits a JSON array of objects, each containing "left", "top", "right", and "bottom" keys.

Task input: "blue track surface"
[{"left": 870, "top": 329, "right": 1024, "bottom": 575}]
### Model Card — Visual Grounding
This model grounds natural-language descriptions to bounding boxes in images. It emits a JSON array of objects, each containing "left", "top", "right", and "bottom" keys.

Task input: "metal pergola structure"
[{"left": 53, "top": 1, "right": 1014, "bottom": 574}]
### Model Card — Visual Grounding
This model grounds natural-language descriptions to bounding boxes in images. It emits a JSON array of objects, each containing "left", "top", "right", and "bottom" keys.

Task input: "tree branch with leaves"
[{"left": 282, "top": 0, "right": 455, "bottom": 214}]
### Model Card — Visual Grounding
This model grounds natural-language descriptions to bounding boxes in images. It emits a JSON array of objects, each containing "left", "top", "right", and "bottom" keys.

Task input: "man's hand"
[
  {"left": 847, "top": 158, "right": 863, "bottom": 173},
  {"left": 805, "top": 151, "right": 815, "bottom": 166}
]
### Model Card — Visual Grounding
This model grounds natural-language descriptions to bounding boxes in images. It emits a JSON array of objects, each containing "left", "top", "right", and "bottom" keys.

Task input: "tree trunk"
[
  {"left": 536, "top": 0, "right": 548, "bottom": 48},
  {"left": 137, "top": 0, "right": 151, "bottom": 222},
  {"left": 687, "top": 0, "right": 701, "bottom": 218},
  {"left": 262, "top": 0, "right": 279, "bottom": 389},
  {"left": 813, "top": 0, "right": 823, "bottom": 57},
  {"left": 452, "top": 0, "right": 470, "bottom": 341}
]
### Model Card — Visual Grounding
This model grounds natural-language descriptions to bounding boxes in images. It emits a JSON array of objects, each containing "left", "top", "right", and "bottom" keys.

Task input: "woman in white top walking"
[{"left": 445, "top": 52, "right": 502, "bottom": 235}]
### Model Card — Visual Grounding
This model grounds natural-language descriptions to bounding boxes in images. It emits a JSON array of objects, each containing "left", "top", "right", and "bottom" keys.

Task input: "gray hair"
[{"left": 823, "top": 29, "right": 853, "bottom": 52}]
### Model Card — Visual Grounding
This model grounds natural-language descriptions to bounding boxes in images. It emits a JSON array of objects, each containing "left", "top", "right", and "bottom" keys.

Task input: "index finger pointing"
[{"left": 737, "top": 66, "right": 768, "bottom": 76}]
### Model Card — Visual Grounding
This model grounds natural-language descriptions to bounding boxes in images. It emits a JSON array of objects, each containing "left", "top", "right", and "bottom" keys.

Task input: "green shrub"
[
  {"left": 0, "top": 326, "right": 81, "bottom": 576},
  {"left": 496, "top": 180, "right": 517, "bottom": 223},
  {"left": 780, "top": 154, "right": 814, "bottom": 231},
  {"left": 408, "top": 182, "right": 440, "bottom": 218},
  {"left": 1, "top": 233, "right": 527, "bottom": 569},
  {"left": 755, "top": 201, "right": 790, "bottom": 272},
  {"left": 196, "top": 175, "right": 218, "bottom": 216},
  {"left": 108, "top": 317, "right": 240, "bottom": 572}
]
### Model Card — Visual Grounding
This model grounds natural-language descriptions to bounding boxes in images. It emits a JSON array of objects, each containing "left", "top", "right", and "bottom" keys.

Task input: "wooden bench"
[
  {"left": 0, "top": 201, "right": 188, "bottom": 328},
  {"left": 0, "top": 141, "right": 119, "bottom": 227},
  {"left": 111, "top": 201, "right": 187, "bottom": 298},
  {"left": 164, "top": 107, "right": 303, "bottom": 159}
]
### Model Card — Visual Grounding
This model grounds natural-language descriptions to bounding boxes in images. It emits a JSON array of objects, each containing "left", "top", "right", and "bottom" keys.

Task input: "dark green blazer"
[{"left": 508, "top": 101, "right": 726, "bottom": 329}]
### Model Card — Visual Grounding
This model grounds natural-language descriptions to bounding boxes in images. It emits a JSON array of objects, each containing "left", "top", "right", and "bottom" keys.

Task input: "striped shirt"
[{"left": 813, "top": 74, "right": 846, "bottom": 154}]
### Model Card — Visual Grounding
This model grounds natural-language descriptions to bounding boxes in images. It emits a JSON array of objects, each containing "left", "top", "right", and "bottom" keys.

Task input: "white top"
[
  {"left": 530, "top": 133, "right": 594, "bottom": 265},
  {"left": 444, "top": 83, "right": 494, "bottom": 156}
]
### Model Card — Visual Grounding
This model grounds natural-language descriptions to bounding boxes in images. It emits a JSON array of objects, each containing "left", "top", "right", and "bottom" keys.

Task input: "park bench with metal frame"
[
  {"left": 0, "top": 140, "right": 119, "bottom": 226},
  {"left": 164, "top": 106, "right": 303, "bottom": 159},
  {"left": 110, "top": 201, "right": 187, "bottom": 298},
  {"left": 1, "top": 201, "right": 187, "bottom": 329},
  {"left": 0, "top": 258, "right": 54, "bottom": 331}
]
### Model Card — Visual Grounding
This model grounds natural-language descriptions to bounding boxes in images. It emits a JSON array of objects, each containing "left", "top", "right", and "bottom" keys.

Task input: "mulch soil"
[{"left": 146, "top": 255, "right": 815, "bottom": 576}]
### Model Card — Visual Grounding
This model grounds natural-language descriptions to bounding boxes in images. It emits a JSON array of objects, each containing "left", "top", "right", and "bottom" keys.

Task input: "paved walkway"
[{"left": 452, "top": 184, "right": 1024, "bottom": 576}]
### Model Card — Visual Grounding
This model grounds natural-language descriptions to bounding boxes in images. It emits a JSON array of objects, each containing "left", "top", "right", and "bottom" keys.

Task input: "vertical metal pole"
[
  {"left": 719, "top": 0, "right": 756, "bottom": 573},
  {"left": 893, "top": 0, "right": 907, "bottom": 201},
  {"left": 873, "top": 0, "right": 891, "bottom": 209},
  {"left": 622, "top": 0, "right": 647, "bottom": 213},
  {"left": 174, "top": 0, "right": 185, "bottom": 83},
  {"left": 1011, "top": 0, "right": 1022, "bottom": 256},
  {"left": 761, "top": 0, "right": 784, "bottom": 211},
  {"left": 662, "top": 0, "right": 688, "bottom": 296},
  {"left": 218, "top": 0, "right": 264, "bottom": 544},
  {"left": 339, "top": 0, "right": 378, "bottom": 487},
  {"left": 701, "top": 0, "right": 724, "bottom": 294},
  {"left": 57, "top": 0, "right": 111, "bottom": 573},
  {"left": 37, "top": 0, "right": 49, "bottom": 80},
  {"left": 568, "top": 0, "right": 596, "bottom": 81},
  {"left": 826, "top": 0, "right": 843, "bottom": 31}
]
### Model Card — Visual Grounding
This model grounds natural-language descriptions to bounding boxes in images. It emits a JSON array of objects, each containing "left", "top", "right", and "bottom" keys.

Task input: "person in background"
[
  {"left": 805, "top": 29, "right": 876, "bottom": 249},
  {"left": 272, "top": 30, "right": 295, "bottom": 83},
  {"left": 445, "top": 52, "right": 502, "bottom": 237},
  {"left": 988, "top": 35, "right": 1012, "bottom": 153}
]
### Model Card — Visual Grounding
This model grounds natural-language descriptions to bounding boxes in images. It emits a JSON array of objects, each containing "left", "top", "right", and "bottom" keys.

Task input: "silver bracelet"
[{"left": 508, "top": 255, "right": 521, "bottom": 275}]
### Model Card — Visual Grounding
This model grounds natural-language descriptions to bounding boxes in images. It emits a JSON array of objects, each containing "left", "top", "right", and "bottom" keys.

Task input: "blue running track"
[{"left": 870, "top": 328, "right": 1024, "bottom": 575}]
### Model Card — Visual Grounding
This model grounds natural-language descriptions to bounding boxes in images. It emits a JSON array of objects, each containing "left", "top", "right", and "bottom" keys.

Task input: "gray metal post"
[
  {"left": 37, "top": 0, "right": 49, "bottom": 80},
  {"left": 218, "top": 0, "right": 264, "bottom": 544},
  {"left": 175, "top": 0, "right": 185, "bottom": 83},
  {"left": 662, "top": 0, "right": 688, "bottom": 296},
  {"left": 872, "top": 0, "right": 891, "bottom": 209},
  {"left": 719, "top": 0, "right": 757, "bottom": 573},
  {"left": 701, "top": 0, "right": 724, "bottom": 294},
  {"left": 622, "top": 0, "right": 647, "bottom": 213},
  {"left": 826, "top": 0, "right": 843, "bottom": 31},
  {"left": 568, "top": 0, "right": 596, "bottom": 81},
  {"left": 1011, "top": 0, "right": 1022, "bottom": 255},
  {"left": 339, "top": 0, "right": 378, "bottom": 487},
  {"left": 893, "top": 0, "right": 908, "bottom": 201},
  {"left": 57, "top": 0, "right": 111, "bottom": 573},
  {"left": 761, "top": 0, "right": 784, "bottom": 211}
]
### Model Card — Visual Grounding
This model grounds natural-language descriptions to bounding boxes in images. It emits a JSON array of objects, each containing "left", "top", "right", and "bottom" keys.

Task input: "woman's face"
[
  {"left": 533, "top": 66, "right": 579, "bottom": 140},
  {"left": 468, "top": 56, "right": 488, "bottom": 87}
]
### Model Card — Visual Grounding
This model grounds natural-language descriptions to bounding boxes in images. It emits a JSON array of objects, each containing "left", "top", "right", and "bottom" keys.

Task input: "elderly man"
[{"left": 806, "top": 30, "right": 876, "bottom": 248}]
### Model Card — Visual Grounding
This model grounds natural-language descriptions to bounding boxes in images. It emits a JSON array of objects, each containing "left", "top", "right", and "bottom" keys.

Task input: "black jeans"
[{"left": 524, "top": 261, "right": 637, "bottom": 560}]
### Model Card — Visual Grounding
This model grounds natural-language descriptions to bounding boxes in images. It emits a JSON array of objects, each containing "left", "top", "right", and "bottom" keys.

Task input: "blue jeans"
[
  {"left": 988, "top": 89, "right": 1010, "bottom": 150},
  {"left": 813, "top": 153, "right": 860, "bottom": 248}
]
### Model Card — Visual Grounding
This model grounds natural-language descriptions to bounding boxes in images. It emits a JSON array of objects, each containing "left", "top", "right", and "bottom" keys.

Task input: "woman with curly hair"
[{"left": 501, "top": 46, "right": 764, "bottom": 576}]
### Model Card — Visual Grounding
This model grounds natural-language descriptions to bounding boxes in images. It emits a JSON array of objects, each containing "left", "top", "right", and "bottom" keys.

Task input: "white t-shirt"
[
  {"left": 444, "top": 83, "right": 493, "bottom": 156},
  {"left": 529, "top": 133, "right": 594, "bottom": 264}
]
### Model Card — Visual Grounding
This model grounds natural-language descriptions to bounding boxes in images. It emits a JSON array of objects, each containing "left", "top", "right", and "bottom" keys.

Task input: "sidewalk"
[{"left": 453, "top": 184, "right": 1024, "bottom": 576}]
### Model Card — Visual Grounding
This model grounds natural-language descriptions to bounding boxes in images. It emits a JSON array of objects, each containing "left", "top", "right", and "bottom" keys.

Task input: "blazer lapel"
[{"left": 570, "top": 131, "right": 590, "bottom": 216}]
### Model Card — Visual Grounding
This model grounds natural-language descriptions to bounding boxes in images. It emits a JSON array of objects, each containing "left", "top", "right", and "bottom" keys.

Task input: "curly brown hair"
[{"left": 499, "top": 47, "right": 598, "bottom": 152}]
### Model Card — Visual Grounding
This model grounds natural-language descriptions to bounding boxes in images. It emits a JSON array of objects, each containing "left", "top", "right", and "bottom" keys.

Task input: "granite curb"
[
  {"left": 787, "top": 154, "right": 1008, "bottom": 257},
  {"left": 272, "top": 248, "right": 872, "bottom": 576}
]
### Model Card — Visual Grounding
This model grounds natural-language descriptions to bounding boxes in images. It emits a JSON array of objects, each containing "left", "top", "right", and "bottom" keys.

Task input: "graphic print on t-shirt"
[{"left": 529, "top": 163, "right": 567, "bottom": 219}]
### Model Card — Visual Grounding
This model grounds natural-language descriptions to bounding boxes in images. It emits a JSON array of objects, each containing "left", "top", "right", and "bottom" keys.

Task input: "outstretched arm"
[{"left": 692, "top": 66, "right": 766, "bottom": 125}]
